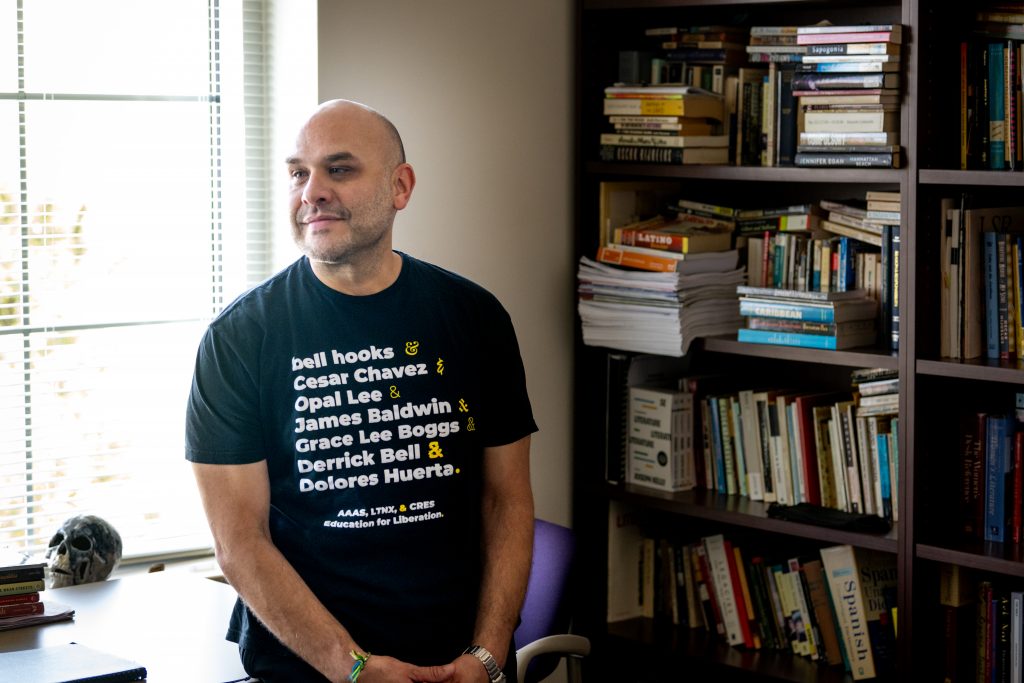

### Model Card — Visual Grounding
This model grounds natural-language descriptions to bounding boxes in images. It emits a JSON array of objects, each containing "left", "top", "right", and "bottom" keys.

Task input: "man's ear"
[{"left": 392, "top": 163, "right": 416, "bottom": 210}]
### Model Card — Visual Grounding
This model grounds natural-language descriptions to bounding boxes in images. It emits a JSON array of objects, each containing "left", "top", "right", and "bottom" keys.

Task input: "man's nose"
[{"left": 301, "top": 170, "right": 331, "bottom": 205}]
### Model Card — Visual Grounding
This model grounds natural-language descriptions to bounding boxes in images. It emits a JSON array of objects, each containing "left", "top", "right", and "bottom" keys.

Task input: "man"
[{"left": 186, "top": 99, "right": 536, "bottom": 683}]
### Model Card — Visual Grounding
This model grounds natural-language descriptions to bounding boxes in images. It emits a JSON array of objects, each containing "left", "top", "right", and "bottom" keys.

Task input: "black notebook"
[{"left": 1, "top": 642, "right": 147, "bottom": 682}]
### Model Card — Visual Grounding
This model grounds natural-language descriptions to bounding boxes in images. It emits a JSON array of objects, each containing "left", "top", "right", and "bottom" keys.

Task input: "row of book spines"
[
  {"left": 631, "top": 534, "right": 895, "bottom": 678},
  {"left": 747, "top": 232, "right": 889, "bottom": 295},
  {"left": 635, "top": 535, "right": 838, "bottom": 659},
  {"left": 960, "top": 38, "right": 1024, "bottom": 170},
  {"left": 940, "top": 579, "right": 1024, "bottom": 683},
  {"left": 984, "top": 230, "right": 1024, "bottom": 360},
  {"left": 748, "top": 228, "right": 899, "bottom": 350},
  {"left": 696, "top": 389, "right": 898, "bottom": 522},
  {"left": 958, "top": 408, "right": 1024, "bottom": 545},
  {"left": 743, "top": 67, "right": 900, "bottom": 169},
  {"left": 603, "top": 83, "right": 900, "bottom": 169}
]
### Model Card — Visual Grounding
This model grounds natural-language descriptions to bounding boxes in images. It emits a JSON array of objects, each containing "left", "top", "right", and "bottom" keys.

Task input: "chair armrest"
[{"left": 516, "top": 634, "right": 591, "bottom": 683}]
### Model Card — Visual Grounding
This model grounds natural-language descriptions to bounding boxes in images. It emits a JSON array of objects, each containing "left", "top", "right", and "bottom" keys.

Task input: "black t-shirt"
[{"left": 185, "top": 253, "right": 537, "bottom": 664}]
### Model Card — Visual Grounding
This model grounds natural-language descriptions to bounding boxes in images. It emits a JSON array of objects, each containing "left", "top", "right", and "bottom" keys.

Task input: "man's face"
[{"left": 286, "top": 106, "right": 399, "bottom": 265}]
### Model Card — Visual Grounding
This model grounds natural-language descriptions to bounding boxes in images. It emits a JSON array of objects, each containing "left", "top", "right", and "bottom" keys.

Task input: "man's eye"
[
  {"left": 290, "top": 170, "right": 307, "bottom": 181},
  {"left": 329, "top": 167, "right": 349, "bottom": 175}
]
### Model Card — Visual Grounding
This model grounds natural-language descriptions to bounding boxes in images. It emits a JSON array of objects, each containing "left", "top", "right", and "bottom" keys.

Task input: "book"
[
  {"left": 604, "top": 86, "right": 726, "bottom": 120},
  {"left": 736, "top": 285, "right": 870, "bottom": 301},
  {"left": 613, "top": 221, "right": 733, "bottom": 254},
  {"left": 599, "top": 144, "right": 730, "bottom": 165},
  {"left": 791, "top": 72, "right": 900, "bottom": 90},
  {"left": 1, "top": 642, "right": 146, "bottom": 683},
  {"left": 745, "top": 317, "right": 875, "bottom": 336},
  {"left": 732, "top": 544, "right": 762, "bottom": 648},
  {"left": 798, "top": 131, "right": 899, "bottom": 146},
  {"left": 703, "top": 534, "right": 746, "bottom": 646},
  {"left": 738, "top": 297, "right": 879, "bottom": 323},
  {"left": 628, "top": 385, "right": 696, "bottom": 492},
  {"left": 0, "top": 591, "right": 41, "bottom": 606},
  {"left": 796, "top": 30, "right": 902, "bottom": 45},
  {"left": 798, "top": 94, "right": 901, "bottom": 108},
  {"left": 984, "top": 413, "right": 1013, "bottom": 543},
  {"left": 604, "top": 353, "right": 631, "bottom": 484},
  {"left": 796, "top": 23, "right": 902, "bottom": 36},
  {"left": 0, "top": 600, "right": 44, "bottom": 617},
  {"left": 794, "top": 152, "right": 899, "bottom": 168},
  {"left": 805, "top": 42, "right": 901, "bottom": 56},
  {"left": 819, "top": 544, "right": 877, "bottom": 680},
  {"left": 802, "top": 110, "right": 899, "bottom": 132},
  {"left": 0, "top": 556, "right": 47, "bottom": 585},
  {"left": 856, "top": 548, "right": 898, "bottom": 675},
  {"left": 600, "top": 133, "right": 730, "bottom": 148},
  {"left": 820, "top": 219, "right": 885, "bottom": 247},
  {"left": 802, "top": 558, "right": 844, "bottom": 665},
  {"left": 0, "top": 579, "right": 45, "bottom": 597},
  {"left": 797, "top": 60, "right": 901, "bottom": 73},
  {"left": 595, "top": 244, "right": 739, "bottom": 273},
  {"left": 738, "top": 327, "right": 878, "bottom": 350}
]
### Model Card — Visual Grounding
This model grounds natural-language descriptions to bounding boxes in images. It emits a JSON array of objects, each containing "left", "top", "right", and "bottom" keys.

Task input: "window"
[{"left": 0, "top": 0, "right": 275, "bottom": 562}]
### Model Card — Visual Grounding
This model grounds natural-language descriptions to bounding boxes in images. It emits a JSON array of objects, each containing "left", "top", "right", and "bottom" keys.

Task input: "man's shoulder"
[
  {"left": 210, "top": 259, "right": 307, "bottom": 327},
  {"left": 402, "top": 253, "right": 502, "bottom": 305}
]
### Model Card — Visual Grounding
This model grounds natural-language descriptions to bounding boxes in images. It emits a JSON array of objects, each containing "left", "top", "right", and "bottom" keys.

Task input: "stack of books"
[
  {"left": 851, "top": 368, "right": 900, "bottom": 521},
  {"left": 0, "top": 551, "right": 49, "bottom": 629},
  {"left": 0, "top": 550, "right": 75, "bottom": 631},
  {"left": 791, "top": 23, "right": 903, "bottom": 168},
  {"left": 938, "top": 197, "right": 1024, "bottom": 361},
  {"left": 597, "top": 197, "right": 737, "bottom": 272},
  {"left": 577, "top": 254, "right": 745, "bottom": 356},
  {"left": 600, "top": 84, "right": 728, "bottom": 165},
  {"left": 961, "top": 7, "right": 1024, "bottom": 170},
  {"left": 655, "top": 24, "right": 749, "bottom": 90},
  {"left": 736, "top": 286, "right": 878, "bottom": 350}
]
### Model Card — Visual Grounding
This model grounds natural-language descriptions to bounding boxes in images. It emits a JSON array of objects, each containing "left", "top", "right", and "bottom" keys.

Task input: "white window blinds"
[{"left": 0, "top": 0, "right": 273, "bottom": 562}]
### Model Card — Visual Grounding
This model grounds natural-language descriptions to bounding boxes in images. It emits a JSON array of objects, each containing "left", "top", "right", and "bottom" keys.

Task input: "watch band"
[{"left": 463, "top": 645, "right": 507, "bottom": 683}]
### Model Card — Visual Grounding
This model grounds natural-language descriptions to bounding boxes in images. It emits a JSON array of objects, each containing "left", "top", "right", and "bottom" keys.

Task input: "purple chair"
[{"left": 513, "top": 519, "right": 590, "bottom": 683}]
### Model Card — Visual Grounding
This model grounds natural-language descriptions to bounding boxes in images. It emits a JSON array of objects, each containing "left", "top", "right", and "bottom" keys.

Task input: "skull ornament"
[{"left": 46, "top": 514, "right": 123, "bottom": 588}]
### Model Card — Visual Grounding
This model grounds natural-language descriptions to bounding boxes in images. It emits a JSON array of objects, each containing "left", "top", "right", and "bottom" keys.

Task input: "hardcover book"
[
  {"left": 819, "top": 544, "right": 877, "bottom": 680},
  {"left": 2, "top": 643, "right": 146, "bottom": 683}
]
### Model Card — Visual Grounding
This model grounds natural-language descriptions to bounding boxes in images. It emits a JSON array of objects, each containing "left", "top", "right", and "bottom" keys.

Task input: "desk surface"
[{"left": 0, "top": 572, "right": 246, "bottom": 682}]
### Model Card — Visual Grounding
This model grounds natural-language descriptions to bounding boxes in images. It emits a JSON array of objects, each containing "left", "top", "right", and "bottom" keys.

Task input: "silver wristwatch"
[{"left": 463, "top": 645, "right": 507, "bottom": 683}]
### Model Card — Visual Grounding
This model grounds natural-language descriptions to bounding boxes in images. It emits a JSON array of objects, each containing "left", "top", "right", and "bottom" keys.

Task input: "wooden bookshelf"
[{"left": 573, "top": 0, "right": 1024, "bottom": 680}]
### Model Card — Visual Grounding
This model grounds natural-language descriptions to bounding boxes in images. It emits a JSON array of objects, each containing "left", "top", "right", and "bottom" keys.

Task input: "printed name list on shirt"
[{"left": 290, "top": 342, "right": 475, "bottom": 529}]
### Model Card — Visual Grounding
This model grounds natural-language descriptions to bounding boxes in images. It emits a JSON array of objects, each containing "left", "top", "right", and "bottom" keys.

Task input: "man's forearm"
[
  {"left": 218, "top": 532, "right": 357, "bottom": 683},
  {"left": 471, "top": 437, "right": 535, "bottom": 668}
]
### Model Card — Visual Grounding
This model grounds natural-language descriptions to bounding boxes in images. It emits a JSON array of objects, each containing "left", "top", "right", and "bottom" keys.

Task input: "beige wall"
[{"left": 316, "top": 1, "right": 575, "bottom": 526}]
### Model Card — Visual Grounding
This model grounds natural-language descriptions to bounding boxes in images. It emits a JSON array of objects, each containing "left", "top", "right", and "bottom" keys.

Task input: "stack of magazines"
[{"left": 577, "top": 255, "right": 745, "bottom": 356}]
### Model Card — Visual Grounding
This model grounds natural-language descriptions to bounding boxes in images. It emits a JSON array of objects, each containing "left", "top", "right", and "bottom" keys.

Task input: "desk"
[{"left": 0, "top": 572, "right": 246, "bottom": 682}]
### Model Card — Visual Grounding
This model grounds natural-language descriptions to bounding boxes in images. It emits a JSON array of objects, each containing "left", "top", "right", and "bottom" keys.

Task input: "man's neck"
[{"left": 309, "top": 250, "right": 403, "bottom": 295}]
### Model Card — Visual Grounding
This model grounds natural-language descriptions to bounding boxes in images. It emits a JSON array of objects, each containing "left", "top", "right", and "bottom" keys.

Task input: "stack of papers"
[{"left": 577, "top": 255, "right": 745, "bottom": 356}]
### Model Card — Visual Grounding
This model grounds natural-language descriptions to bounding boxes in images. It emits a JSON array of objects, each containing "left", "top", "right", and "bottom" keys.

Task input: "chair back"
[{"left": 513, "top": 518, "right": 576, "bottom": 683}]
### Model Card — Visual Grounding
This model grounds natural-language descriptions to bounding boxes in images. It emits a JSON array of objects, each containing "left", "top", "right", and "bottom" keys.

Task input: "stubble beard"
[{"left": 294, "top": 192, "right": 395, "bottom": 267}]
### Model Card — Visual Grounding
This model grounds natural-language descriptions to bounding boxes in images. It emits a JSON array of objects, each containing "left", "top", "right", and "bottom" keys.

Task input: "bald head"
[{"left": 304, "top": 99, "right": 406, "bottom": 168}]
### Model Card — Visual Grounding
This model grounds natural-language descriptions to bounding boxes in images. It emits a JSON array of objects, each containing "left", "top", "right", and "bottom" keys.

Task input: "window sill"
[{"left": 112, "top": 552, "right": 225, "bottom": 582}]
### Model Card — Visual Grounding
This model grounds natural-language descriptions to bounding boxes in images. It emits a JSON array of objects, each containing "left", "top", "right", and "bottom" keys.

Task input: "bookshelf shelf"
[
  {"left": 916, "top": 358, "right": 1024, "bottom": 384},
  {"left": 916, "top": 543, "right": 1024, "bottom": 578},
  {"left": 573, "top": 0, "right": 1024, "bottom": 680},
  {"left": 607, "top": 618, "right": 852, "bottom": 683},
  {"left": 702, "top": 336, "right": 899, "bottom": 369},
  {"left": 613, "top": 485, "right": 900, "bottom": 553},
  {"left": 918, "top": 168, "right": 1024, "bottom": 187},
  {"left": 587, "top": 161, "right": 906, "bottom": 184}
]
